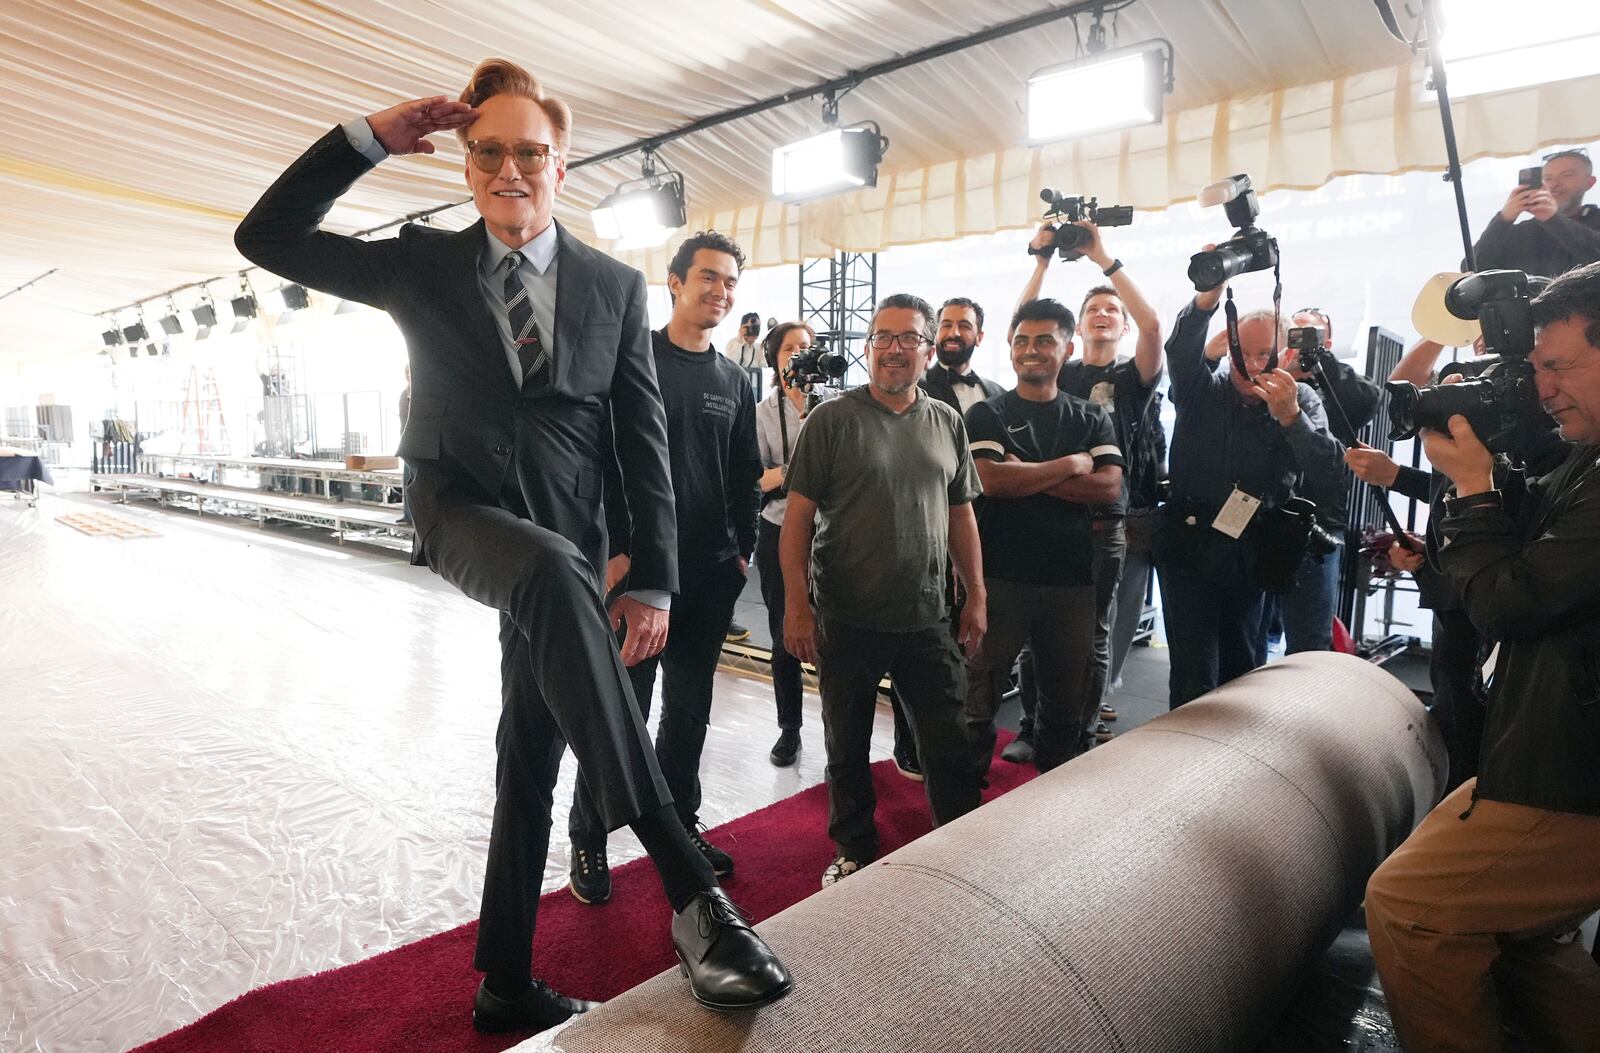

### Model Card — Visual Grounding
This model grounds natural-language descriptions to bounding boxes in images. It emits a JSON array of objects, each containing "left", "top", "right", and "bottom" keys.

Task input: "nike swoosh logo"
[{"left": 1006, "top": 424, "right": 1030, "bottom": 432}]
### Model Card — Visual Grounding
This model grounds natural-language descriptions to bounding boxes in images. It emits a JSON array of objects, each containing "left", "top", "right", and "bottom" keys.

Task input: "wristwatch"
[{"left": 1102, "top": 259, "right": 1124, "bottom": 277}]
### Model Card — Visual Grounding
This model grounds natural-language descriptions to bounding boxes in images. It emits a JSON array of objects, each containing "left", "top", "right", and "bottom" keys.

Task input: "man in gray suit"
[{"left": 236, "top": 57, "right": 789, "bottom": 1033}]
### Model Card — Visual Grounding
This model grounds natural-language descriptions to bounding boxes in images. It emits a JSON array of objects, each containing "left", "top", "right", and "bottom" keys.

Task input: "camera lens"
[
  {"left": 1187, "top": 242, "right": 1254, "bottom": 291},
  {"left": 1384, "top": 381, "right": 1423, "bottom": 441},
  {"left": 1054, "top": 225, "right": 1092, "bottom": 255}
]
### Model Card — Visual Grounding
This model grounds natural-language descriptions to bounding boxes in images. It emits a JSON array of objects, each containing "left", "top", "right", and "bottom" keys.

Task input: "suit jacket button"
[{"left": 494, "top": 443, "right": 511, "bottom": 456}]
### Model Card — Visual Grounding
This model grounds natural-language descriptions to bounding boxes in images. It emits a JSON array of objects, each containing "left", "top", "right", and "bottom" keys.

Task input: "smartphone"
[{"left": 1519, "top": 165, "right": 1543, "bottom": 188}]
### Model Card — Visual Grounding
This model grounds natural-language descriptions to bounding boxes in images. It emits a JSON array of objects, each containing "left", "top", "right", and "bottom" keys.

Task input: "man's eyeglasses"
[
  {"left": 869, "top": 330, "right": 932, "bottom": 351},
  {"left": 1542, "top": 147, "right": 1589, "bottom": 162},
  {"left": 466, "top": 140, "right": 559, "bottom": 176}
]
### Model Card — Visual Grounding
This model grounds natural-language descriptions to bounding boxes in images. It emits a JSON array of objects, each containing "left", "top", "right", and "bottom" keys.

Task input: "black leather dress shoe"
[
  {"left": 769, "top": 727, "right": 800, "bottom": 767},
  {"left": 671, "top": 889, "right": 793, "bottom": 1012},
  {"left": 471, "top": 977, "right": 600, "bottom": 1034}
]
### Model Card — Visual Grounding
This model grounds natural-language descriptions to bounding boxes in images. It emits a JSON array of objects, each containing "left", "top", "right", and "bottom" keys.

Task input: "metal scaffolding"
[{"left": 798, "top": 252, "right": 878, "bottom": 386}]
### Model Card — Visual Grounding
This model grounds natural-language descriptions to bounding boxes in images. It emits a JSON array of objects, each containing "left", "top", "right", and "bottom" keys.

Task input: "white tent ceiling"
[{"left": 1, "top": 0, "right": 1597, "bottom": 359}]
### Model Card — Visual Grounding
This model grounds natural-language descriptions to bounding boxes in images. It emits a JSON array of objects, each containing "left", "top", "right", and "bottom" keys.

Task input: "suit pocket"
[
  {"left": 408, "top": 394, "right": 446, "bottom": 419},
  {"left": 398, "top": 422, "right": 441, "bottom": 461},
  {"left": 576, "top": 465, "right": 601, "bottom": 500}
]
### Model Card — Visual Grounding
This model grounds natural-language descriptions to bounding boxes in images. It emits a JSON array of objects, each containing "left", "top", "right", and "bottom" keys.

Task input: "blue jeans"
[{"left": 1280, "top": 547, "right": 1341, "bottom": 654}]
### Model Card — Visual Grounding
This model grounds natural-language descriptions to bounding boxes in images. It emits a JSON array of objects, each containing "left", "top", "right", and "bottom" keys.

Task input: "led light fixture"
[
  {"left": 123, "top": 321, "right": 149, "bottom": 343},
  {"left": 231, "top": 294, "right": 257, "bottom": 319},
  {"left": 1436, "top": 0, "right": 1600, "bottom": 97},
  {"left": 1027, "top": 40, "right": 1173, "bottom": 143},
  {"left": 279, "top": 284, "right": 310, "bottom": 311},
  {"left": 591, "top": 155, "right": 687, "bottom": 250},
  {"left": 771, "top": 124, "right": 886, "bottom": 202},
  {"left": 102, "top": 328, "right": 122, "bottom": 347},
  {"left": 192, "top": 303, "right": 218, "bottom": 328}
]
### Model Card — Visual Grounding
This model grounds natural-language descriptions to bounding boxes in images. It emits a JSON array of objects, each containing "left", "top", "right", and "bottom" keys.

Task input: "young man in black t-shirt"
[
  {"left": 965, "top": 297, "right": 1124, "bottom": 772},
  {"left": 1004, "top": 221, "right": 1165, "bottom": 762},
  {"left": 568, "top": 232, "right": 761, "bottom": 904}
]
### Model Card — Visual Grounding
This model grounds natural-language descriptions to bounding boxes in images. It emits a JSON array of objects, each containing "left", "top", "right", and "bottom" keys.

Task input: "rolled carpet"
[{"left": 539, "top": 652, "right": 1445, "bottom": 1053}]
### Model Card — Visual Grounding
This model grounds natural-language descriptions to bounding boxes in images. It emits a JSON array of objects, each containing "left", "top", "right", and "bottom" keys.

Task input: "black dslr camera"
[
  {"left": 1385, "top": 270, "right": 1550, "bottom": 455},
  {"left": 1028, "top": 189, "right": 1134, "bottom": 260},
  {"left": 783, "top": 336, "right": 849, "bottom": 393},
  {"left": 1188, "top": 175, "right": 1280, "bottom": 292}
]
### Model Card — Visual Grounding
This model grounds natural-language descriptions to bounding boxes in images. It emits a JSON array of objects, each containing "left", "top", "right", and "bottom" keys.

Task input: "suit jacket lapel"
[
  {"left": 439, "top": 219, "right": 516, "bottom": 394},
  {"left": 554, "top": 222, "right": 595, "bottom": 378}
]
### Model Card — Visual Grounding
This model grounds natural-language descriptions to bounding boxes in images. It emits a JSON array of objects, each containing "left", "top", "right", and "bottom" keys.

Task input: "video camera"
[
  {"left": 1286, "top": 325, "right": 1337, "bottom": 380},
  {"left": 1188, "top": 175, "right": 1280, "bottom": 292},
  {"left": 783, "top": 336, "right": 849, "bottom": 393},
  {"left": 1385, "top": 270, "right": 1550, "bottom": 455},
  {"left": 1028, "top": 189, "right": 1134, "bottom": 260}
]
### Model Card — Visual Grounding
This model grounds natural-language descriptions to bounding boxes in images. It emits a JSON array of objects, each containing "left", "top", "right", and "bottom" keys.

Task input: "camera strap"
[{"left": 1224, "top": 259, "right": 1283, "bottom": 381}]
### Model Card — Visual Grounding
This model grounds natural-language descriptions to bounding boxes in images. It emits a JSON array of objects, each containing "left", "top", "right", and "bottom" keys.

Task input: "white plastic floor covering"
[{"left": 1, "top": 492, "right": 886, "bottom": 1052}]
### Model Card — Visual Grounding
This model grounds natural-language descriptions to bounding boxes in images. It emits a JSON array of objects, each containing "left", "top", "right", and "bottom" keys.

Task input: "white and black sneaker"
[{"left": 821, "top": 856, "right": 864, "bottom": 888}]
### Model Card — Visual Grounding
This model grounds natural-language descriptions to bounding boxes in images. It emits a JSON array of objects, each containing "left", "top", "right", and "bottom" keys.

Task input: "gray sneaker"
[{"left": 1000, "top": 732, "right": 1035, "bottom": 764}]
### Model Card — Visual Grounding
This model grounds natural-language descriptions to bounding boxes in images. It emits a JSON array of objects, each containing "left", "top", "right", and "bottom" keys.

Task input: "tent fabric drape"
[{"left": 1, "top": 0, "right": 1597, "bottom": 356}]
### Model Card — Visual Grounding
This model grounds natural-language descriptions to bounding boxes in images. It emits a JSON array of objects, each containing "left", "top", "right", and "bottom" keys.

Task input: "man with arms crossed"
[{"left": 964, "top": 297, "right": 1124, "bottom": 772}]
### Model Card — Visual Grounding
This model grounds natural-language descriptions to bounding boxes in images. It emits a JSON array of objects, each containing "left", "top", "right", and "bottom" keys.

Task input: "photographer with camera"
[
  {"left": 1258, "top": 309, "right": 1384, "bottom": 655},
  {"left": 724, "top": 311, "right": 766, "bottom": 394},
  {"left": 752, "top": 321, "right": 838, "bottom": 767},
  {"left": 1473, "top": 149, "right": 1600, "bottom": 280},
  {"left": 780, "top": 293, "right": 985, "bottom": 889},
  {"left": 1157, "top": 223, "right": 1343, "bottom": 708},
  {"left": 1365, "top": 261, "right": 1600, "bottom": 1052},
  {"left": 1001, "top": 218, "right": 1165, "bottom": 758}
]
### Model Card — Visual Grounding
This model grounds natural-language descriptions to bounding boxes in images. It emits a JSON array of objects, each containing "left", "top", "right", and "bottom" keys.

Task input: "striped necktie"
[{"left": 503, "top": 251, "right": 547, "bottom": 385}]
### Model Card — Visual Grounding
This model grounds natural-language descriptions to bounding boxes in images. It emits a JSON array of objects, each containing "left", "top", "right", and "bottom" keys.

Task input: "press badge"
[{"left": 1212, "top": 488, "right": 1261, "bottom": 539}]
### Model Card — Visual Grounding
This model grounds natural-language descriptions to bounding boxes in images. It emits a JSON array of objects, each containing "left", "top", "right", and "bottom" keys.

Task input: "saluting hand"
[{"left": 366, "top": 95, "right": 478, "bottom": 156}]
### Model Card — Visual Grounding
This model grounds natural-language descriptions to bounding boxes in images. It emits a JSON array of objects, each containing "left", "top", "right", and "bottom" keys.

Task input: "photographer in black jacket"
[{"left": 1365, "top": 262, "right": 1600, "bottom": 1052}]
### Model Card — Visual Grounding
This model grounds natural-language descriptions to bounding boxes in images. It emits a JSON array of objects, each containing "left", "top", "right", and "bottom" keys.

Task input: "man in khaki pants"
[{"left": 1364, "top": 262, "right": 1600, "bottom": 1051}]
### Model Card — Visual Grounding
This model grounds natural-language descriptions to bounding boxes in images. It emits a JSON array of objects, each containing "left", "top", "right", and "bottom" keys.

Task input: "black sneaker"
[
  {"left": 821, "top": 856, "right": 864, "bottom": 888},
  {"left": 686, "top": 821, "right": 735, "bottom": 877},
  {"left": 892, "top": 740, "right": 923, "bottom": 782},
  {"left": 1099, "top": 702, "right": 1118, "bottom": 722},
  {"left": 1094, "top": 720, "right": 1116, "bottom": 744},
  {"left": 568, "top": 842, "right": 611, "bottom": 905},
  {"left": 725, "top": 621, "right": 751, "bottom": 643},
  {"left": 769, "top": 727, "right": 800, "bottom": 767}
]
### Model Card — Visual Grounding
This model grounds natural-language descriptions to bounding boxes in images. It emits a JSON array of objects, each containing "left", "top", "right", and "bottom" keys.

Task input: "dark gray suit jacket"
[{"left": 235, "top": 129, "right": 677, "bottom": 592}]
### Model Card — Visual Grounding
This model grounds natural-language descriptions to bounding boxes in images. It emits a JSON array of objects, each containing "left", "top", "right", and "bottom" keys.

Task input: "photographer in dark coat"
[
  {"left": 1155, "top": 244, "right": 1343, "bottom": 709},
  {"left": 1365, "top": 261, "right": 1600, "bottom": 1051}
]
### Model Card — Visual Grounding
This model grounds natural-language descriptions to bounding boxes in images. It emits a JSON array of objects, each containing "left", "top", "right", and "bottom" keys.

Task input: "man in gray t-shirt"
[{"left": 780, "top": 293, "right": 986, "bottom": 889}]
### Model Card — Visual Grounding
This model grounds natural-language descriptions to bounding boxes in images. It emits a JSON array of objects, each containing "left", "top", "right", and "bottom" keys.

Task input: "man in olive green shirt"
[{"left": 780, "top": 293, "right": 986, "bottom": 889}]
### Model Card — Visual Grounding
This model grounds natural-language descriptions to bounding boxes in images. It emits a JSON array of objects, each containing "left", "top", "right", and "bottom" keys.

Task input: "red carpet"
[{"left": 135, "top": 735, "right": 1036, "bottom": 1053}]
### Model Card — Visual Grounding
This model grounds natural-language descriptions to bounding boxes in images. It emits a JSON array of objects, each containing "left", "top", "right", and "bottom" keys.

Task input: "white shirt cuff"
[
  {"left": 627, "top": 588, "right": 672, "bottom": 611},
  {"left": 341, "top": 116, "right": 389, "bottom": 166}
]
